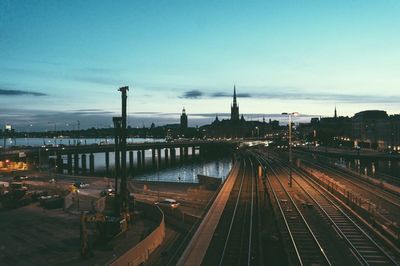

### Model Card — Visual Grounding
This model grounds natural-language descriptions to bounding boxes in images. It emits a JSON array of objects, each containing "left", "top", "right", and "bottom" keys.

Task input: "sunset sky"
[{"left": 1, "top": 0, "right": 399, "bottom": 130}]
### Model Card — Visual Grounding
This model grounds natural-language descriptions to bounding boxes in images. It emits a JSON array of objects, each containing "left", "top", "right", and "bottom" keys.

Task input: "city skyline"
[{"left": 1, "top": 1, "right": 400, "bottom": 129}]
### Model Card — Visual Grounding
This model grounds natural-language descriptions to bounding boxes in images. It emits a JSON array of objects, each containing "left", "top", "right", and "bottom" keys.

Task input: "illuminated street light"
[{"left": 282, "top": 112, "right": 299, "bottom": 187}]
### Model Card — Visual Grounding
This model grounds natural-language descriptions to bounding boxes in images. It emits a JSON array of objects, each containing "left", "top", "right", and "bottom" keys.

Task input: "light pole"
[
  {"left": 282, "top": 112, "right": 298, "bottom": 187},
  {"left": 26, "top": 123, "right": 33, "bottom": 146},
  {"left": 48, "top": 122, "right": 57, "bottom": 146}
]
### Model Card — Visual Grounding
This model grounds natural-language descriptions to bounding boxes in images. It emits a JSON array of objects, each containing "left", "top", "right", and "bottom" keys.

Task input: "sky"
[{"left": 1, "top": 0, "right": 400, "bottom": 130}]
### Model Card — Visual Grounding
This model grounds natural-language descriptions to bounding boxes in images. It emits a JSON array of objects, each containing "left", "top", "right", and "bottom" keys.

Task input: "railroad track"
[
  {"left": 294, "top": 149, "right": 400, "bottom": 185},
  {"left": 202, "top": 155, "right": 258, "bottom": 266},
  {"left": 262, "top": 152, "right": 399, "bottom": 265},
  {"left": 290, "top": 151, "right": 400, "bottom": 230},
  {"left": 218, "top": 156, "right": 257, "bottom": 265},
  {"left": 294, "top": 150, "right": 400, "bottom": 204},
  {"left": 251, "top": 152, "right": 332, "bottom": 265}
]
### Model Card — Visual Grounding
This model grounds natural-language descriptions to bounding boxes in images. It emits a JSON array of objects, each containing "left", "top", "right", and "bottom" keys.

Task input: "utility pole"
[
  {"left": 282, "top": 112, "right": 298, "bottom": 188},
  {"left": 288, "top": 114, "right": 292, "bottom": 187}
]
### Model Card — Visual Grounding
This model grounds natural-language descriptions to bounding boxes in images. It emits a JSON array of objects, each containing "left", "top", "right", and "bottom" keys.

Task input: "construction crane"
[{"left": 80, "top": 86, "right": 134, "bottom": 258}]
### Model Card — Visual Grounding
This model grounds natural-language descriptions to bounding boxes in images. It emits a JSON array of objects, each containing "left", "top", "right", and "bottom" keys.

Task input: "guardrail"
[{"left": 110, "top": 201, "right": 165, "bottom": 266}]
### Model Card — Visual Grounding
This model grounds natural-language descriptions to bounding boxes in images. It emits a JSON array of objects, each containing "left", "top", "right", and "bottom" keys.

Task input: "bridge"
[{"left": 0, "top": 140, "right": 239, "bottom": 176}]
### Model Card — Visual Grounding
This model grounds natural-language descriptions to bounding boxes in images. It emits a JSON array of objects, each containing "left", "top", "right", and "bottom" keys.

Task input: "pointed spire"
[
  {"left": 334, "top": 105, "right": 337, "bottom": 118},
  {"left": 233, "top": 84, "right": 237, "bottom": 106}
]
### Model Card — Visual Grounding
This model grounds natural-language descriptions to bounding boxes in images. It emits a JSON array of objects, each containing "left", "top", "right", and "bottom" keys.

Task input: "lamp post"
[
  {"left": 48, "top": 122, "right": 57, "bottom": 146},
  {"left": 282, "top": 112, "right": 298, "bottom": 187},
  {"left": 26, "top": 123, "right": 33, "bottom": 146}
]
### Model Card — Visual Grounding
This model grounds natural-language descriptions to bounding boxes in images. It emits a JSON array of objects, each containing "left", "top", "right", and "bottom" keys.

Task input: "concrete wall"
[
  {"left": 110, "top": 201, "right": 165, "bottom": 266},
  {"left": 94, "top": 196, "right": 106, "bottom": 212},
  {"left": 63, "top": 193, "right": 73, "bottom": 210}
]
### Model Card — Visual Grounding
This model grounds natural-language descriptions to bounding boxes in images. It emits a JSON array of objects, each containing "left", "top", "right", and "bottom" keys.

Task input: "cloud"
[
  {"left": 181, "top": 86, "right": 399, "bottom": 104},
  {"left": 71, "top": 109, "right": 114, "bottom": 115},
  {"left": 0, "top": 88, "right": 47, "bottom": 96},
  {"left": 212, "top": 92, "right": 251, "bottom": 98},
  {"left": 180, "top": 90, "right": 203, "bottom": 99}
]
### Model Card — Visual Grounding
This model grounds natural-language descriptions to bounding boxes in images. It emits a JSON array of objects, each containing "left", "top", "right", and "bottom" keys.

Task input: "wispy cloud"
[
  {"left": 0, "top": 106, "right": 318, "bottom": 131},
  {"left": 180, "top": 87, "right": 399, "bottom": 104},
  {"left": 180, "top": 90, "right": 203, "bottom": 99},
  {"left": 212, "top": 92, "right": 251, "bottom": 98},
  {"left": 0, "top": 88, "right": 47, "bottom": 96},
  {"left": 71, "top": 109, "right": 114, "bottom": 115}
]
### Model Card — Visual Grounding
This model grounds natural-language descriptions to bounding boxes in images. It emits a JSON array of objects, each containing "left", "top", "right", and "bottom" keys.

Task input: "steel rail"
[
  {"left": 247, "top": 158, "right": 255, "bottom": 266},
  {"left": 219, "top": 159, "right": 247, "bottom": 266},
  {"left": 269, "top": 153, "right": 399, "bottom": 265},
  {"left": 251, "top": 152, "right": 331, "bottom": 266},
  {"left": 293, "top": 150, "right": 400, "bottom": 206}
]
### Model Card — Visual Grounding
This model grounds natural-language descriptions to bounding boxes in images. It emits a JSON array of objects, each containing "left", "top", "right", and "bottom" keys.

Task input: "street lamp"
[
  {"left": 282, "top": 112, "right": 299, "bottom": 187},
  {"left": 26, "top": 123, "right": 33, "bottom": 146},
  {"left": 48, "top": 122, "right": 57, "bottom": 146}
]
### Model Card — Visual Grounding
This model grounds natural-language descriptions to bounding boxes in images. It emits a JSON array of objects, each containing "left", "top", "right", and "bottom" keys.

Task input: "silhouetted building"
[
  {"left": 299, "top": 107, "right": 352, "bottom": 147},
  {"left": 230, "top": 85, "right": 240, "bottom": 121},
  {"left": 180, "top": 107, "right": 188, "bottom": 130},
  {"left": 201, "top": 85, "right": 282, "bottom": 138},
  {"left": 352, "top": 110, "right": 397, "bottom": 150}
]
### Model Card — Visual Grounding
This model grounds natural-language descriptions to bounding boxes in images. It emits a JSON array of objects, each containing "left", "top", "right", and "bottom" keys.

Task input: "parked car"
[
  {"left": 73, "top": 181, "right": 89, "bottom": 189},
  {"left": 100, "top": 188, "right": 115, "bottom": 197},
  {"left": 14, "top": 175, "right": 28, "bottom": 181},
  {"left": 155, "top": 198, "right": 180, "bottom": 209}
]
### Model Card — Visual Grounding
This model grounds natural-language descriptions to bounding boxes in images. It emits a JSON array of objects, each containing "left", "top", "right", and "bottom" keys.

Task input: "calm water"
[
  {"left": 337, "top": 157, "right": 400, "bottom": 178},
  {"left": 310, "top": 153, "right": 400, "bottom": 178},
  {"left": 134, "top": 159, "right": 233, "bottom": 183}
]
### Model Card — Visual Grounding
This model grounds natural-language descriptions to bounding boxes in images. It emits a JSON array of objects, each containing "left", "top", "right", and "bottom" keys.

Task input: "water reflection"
[
  {"left": 134, "top": 159, "right": 232, "bottom": 183},
  {"left": 338, "top": 157, "right": 399, "bottom": 178}
]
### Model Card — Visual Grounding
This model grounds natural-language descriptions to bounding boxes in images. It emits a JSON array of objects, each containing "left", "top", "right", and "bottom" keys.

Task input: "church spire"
[
  {"left": 230, "top": 84, "right": 240, "bottom": 121},
  {"left": 334, "top": 106, "right": 337, "bottom": 118},
  {"left": 233, "top": 84, "right": 237, "bottom": 106}
]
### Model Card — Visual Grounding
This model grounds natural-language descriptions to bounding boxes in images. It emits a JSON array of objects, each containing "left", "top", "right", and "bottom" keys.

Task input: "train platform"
[{"left": 177, "top": 162, "right": 240, "bottom": 266}]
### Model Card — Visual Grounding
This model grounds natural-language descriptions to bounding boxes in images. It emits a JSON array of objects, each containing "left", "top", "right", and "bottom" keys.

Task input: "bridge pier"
[
  {"left": 199, "top": 145, "right": 202, "bottom": 158},
  {"left": 89, "top": 153, "right": 94, "bottom": 175},
  {"left": 184, "top": 147, "right": 189, "bottom": 161},
  {"left": 129, "top": 151, "right": 134, "bottom": 175},
  {"left": 105, "top": 151, "right": 110, "bottom": 177},
  {"left": 164, "top": 148, "right": 169, "bottom": 166},
  {"left": 67, "top": 153, "right": 72, "bottom": 174},
  {"left": 157, "top": 149, "right": 162, "bottom": 167},
  {"left": 137, "top": 150, "right": 142, "bottom": 168},
  {"left": 179, "top": 147, "right": 184, "bottom": 164},
  {"left": 152, "top": 149, "right": 156, "bottom": 166},
  {"left": 141, "top": 150, "right": 145, "bottom": 169},
  {"left": 192, "top": 146, "right": 196, "bottom": 159},
  {"left": 74, "top": 153, "right": 79, "bottom": 174},
  {"left": 170, "top": 148, "right": 176, "bottom": 164},
  {"left": 81, "top": 154, "right": 87, "bottom": 175}
]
